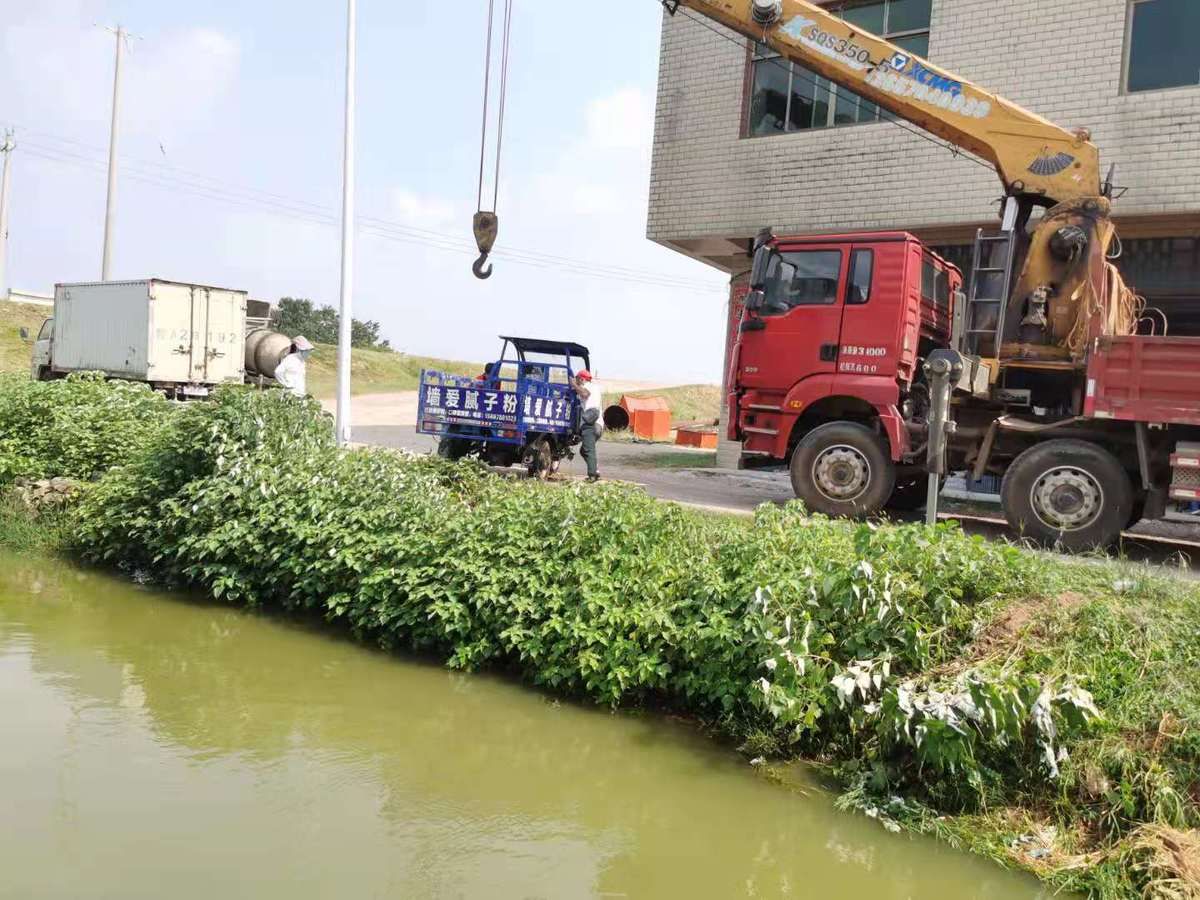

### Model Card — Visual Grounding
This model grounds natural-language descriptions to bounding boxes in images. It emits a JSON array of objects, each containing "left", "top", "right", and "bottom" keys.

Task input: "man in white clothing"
[{"left": 274, "top": 335, "right": 314, "bottom": 397}]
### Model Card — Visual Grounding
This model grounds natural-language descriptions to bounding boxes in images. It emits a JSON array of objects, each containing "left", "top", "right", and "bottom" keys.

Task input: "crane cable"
[{"left": 472, "top": 0, "right": 514, "bottom": 280}]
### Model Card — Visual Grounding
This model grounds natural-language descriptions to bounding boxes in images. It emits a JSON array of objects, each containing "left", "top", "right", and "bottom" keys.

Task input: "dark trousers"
[{"left": 580, "top": 424, "right": 599, "bottom": 477}]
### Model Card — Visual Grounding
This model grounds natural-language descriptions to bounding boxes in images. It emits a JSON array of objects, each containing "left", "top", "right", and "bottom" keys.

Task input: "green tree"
[{"left": 276, "top": 297, "right": 389, "bottom": 350}]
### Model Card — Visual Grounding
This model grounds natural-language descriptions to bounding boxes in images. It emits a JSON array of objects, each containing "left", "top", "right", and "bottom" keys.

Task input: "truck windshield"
[{"left": 761, "top": 250, "right": 842, "bottom": 315}]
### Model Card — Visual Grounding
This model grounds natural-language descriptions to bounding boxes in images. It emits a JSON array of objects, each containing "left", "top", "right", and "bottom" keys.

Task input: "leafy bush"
[
  {"left": 0, "top": 373, "right": 172, "bottom": 484},
  {"left": 69, "top": 388, "right": 1088, "bottom": 811}
]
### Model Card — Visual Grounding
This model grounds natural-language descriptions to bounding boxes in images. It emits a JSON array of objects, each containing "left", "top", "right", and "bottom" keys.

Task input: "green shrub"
[
  {"left": 70, "top": 388, "right": 1078, "bottom": 809},
  {"left": 0, "top": 373, "right": 172, "bottom": 484}
]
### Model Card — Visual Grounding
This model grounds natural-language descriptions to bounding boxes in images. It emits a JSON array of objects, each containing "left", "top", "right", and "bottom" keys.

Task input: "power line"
[
  {"left": 8, "top": 122, "right": 725, "bottom": 293},
  {"left": 14, "top": 134, "right": 727, "bottom": 294}
]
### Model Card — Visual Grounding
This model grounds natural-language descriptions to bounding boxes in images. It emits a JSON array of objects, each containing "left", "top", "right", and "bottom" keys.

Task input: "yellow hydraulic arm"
[
  {"left": 675, "top": 0, "right": 1102, "bottom": 206},
  {"left": 668, "top": 0, "right": 1136, "bottom": 363}
]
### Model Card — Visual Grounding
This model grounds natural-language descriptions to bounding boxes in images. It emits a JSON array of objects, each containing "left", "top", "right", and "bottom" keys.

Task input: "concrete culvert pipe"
[{"left": 603, "top": 404, "right": 629, "bottom": 431}]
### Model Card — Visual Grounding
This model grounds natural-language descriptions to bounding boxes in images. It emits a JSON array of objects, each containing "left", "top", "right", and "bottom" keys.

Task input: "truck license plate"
[{"left": 181, "top": 385, "right": 210, "bottom": 397}]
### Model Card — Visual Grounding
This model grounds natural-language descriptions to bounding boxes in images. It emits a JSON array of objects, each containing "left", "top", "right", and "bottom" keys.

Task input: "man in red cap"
[{"left": 572, "top": 368, "right": 603, "bottom": 482}]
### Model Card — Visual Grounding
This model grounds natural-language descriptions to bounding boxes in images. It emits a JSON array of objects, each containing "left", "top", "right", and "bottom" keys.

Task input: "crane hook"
[
  {"left": 472, "top": 211, "right": 498, "bottom": 281},
  {"left": 473, "top": 251, "right": 493, "bottom": 280}
]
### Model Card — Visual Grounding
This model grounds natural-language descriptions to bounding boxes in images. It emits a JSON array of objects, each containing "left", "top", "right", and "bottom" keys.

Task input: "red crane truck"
[{"left": 729, "top": 229, "right": 1200, "bottom": 550}]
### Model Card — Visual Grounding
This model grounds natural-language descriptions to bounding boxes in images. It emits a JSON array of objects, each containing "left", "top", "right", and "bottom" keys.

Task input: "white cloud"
[
  {"left": 521, "top": 86, "right": 657, "bottom": 222},
  {"left": 0, "top": 4, "right": 240, "bottom": 145},
  {"left": 128, "top": 27, "right": 241, "bottom": 143}
]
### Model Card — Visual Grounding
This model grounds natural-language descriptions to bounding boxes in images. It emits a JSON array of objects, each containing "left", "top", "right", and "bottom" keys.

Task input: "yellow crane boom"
[
  {"left": 678, "top": 0, "right": 1102, "bottom": 206},
  {"left": 669, "top": 0, "right": 1135, "bottom": 363}
]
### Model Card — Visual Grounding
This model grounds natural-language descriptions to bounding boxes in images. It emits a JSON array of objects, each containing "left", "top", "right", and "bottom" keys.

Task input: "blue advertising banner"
[{"left": 417, "top": 369, "right": 576, "bottom": 443}]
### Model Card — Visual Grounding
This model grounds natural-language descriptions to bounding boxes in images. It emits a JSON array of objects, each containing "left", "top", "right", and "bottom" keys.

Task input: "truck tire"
[
  {"left": 1000, "top": 439, "right": 1132, "bottom": 551},
  {"left": 790, "top": 421, "right": 895, "bottom": 518}
]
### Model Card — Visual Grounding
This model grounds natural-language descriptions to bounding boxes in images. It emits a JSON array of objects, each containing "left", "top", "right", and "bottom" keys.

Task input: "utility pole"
[
  {"left": 101, "top": 25, "right": 126, "bottom": 281},
  {"left": 335, "top": 0, "right": 357, "bottom": 446},
  {"left": 0, "top": 131, "right": 14, "bottom": 300}
]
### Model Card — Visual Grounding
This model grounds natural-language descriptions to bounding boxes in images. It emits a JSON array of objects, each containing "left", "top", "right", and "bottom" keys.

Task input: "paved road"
[
  {"left": 354, "top": 425, "right": 789, "bottom": 512},
  {"left": 354, "top": 425, "right": 1200, "bottom": 571}
]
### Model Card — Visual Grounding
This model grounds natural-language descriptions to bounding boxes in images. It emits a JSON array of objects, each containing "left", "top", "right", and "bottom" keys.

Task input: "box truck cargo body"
[{"left": 45, "top": 280, "right": 247, "bottom": 395}]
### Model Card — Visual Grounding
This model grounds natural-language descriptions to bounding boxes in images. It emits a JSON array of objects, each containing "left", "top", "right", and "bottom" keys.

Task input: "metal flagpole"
[
  {"left": 101, "top": 25, "right": 126, "bottom": 281},
  {"left": 0, "top": 131, "right": 15, "bottom": 299},
  {"left": 335, "top": 0, "right": 357, "bottom": 446}
]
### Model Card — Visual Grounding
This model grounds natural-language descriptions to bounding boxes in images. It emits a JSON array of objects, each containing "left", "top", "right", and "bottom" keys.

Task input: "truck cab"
[
  {"left": 730, "top": 232, "right": 960, "bottom": 514},
  {"left": 30, "top": 317, "right": 53, "bottom": 381}
]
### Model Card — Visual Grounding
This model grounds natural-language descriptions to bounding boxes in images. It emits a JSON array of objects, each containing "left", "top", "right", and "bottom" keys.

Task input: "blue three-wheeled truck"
[{"left": 417, "top": 336, "right": 591, "bottom": 478}]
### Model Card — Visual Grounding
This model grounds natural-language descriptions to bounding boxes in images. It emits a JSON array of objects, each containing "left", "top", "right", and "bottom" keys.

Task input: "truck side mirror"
[
  {"left": 749, "top": 244, "right": 773, "bottom": 289},
  {"left": 745, "top": 289, "right": 765, "bottom": 312},
  {"left": 18, "top": 327, "right": 29, "bottom": 342}
]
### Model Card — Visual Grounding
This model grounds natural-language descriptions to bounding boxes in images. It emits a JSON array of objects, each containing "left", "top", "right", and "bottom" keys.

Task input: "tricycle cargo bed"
[{"left": 1085, "top": 335, "right": 1200, "bottom": 426}]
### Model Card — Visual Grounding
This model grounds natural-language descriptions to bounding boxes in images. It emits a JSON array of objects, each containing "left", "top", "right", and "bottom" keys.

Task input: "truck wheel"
[
  {"left": 790, "top": 422, "right": 895, "bottom": 518},
  {"left": 1000, "top": 439, "right": 1132, "bottom": 551},
  {"left": 437, "top": 436, "right": 473, "bottom": 461}
]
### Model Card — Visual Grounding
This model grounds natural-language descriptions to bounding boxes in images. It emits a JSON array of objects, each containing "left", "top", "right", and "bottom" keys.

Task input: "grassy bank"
[
  {"left": 305, "top": 342, "right": 478, "bottom": 397},
  {"left": 2, "top": 375, "right": 1198, "bottom": 898},
  {"left": 618, "top": 383, "right": 721, "bottom": 425},
  {"left": 0, "top": 299, "right": 50, "bottom": 377}
]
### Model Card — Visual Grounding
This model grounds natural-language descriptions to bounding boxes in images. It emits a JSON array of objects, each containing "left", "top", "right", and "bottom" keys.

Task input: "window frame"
[
  {"left": 1122, "top": 0, "right": 1200, "bottom": 96},
  {"left": 743, "top": 0, "right": 932, "bottom": 138},
  {"left": 921, "top": 254, "right": 951, "bottom": 309}
]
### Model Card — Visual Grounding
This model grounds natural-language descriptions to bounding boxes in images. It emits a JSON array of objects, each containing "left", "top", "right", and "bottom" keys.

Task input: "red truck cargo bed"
[{"left": 1085, "top": 335, "right": 1200, "bottom": 426}]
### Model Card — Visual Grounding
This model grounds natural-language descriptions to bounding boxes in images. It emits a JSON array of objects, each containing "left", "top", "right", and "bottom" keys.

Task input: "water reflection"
[{"left": 0, "top": 553, "right": 1054, "bottom": 899}]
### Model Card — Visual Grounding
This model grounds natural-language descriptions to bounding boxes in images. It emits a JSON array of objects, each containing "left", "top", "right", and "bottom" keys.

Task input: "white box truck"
[{"left": 31, "top": 279, "right": 247, "bottom": 398}]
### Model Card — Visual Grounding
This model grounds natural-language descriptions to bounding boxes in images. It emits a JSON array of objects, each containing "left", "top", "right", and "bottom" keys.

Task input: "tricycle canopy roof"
[{"left": 498, "top": 336, "right": 590, "bottom": 369}]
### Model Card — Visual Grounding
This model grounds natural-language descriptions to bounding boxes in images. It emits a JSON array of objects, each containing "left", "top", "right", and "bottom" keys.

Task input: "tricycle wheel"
[{"left": 437, "top": 436, "right": 474, "bottom": 461}]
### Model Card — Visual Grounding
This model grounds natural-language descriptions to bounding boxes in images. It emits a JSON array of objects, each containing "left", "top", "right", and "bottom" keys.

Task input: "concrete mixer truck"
[{"left": 29, "top": 279, "right": 298, "bottom": 398}]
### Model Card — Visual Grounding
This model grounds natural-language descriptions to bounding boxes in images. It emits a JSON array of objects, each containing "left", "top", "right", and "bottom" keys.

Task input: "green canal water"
[{"left": 0, "top": 552, "right": 1053, "bottom": 899}]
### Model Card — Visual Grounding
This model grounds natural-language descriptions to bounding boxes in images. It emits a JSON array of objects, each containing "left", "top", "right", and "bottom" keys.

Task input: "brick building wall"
[
  {"left": 648, "top": 0, "right": 1200, "bottom": 465},
  {"left": 648, "top": 0, "right": 1200, "bottom": 257}
]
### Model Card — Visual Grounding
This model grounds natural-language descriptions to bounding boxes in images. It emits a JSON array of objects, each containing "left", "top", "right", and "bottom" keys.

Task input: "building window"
[
  {"left": 1126, "top": 0, "right": 1200, "bottom": 93},
  {"left": 746, "top": 0, "right": 931, "bottom": 137}
]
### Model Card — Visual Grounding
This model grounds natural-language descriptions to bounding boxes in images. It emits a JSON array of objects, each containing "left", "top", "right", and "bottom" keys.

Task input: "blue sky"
[{"left": 0, "top": 0, "right": 730, "bottom": 382}]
